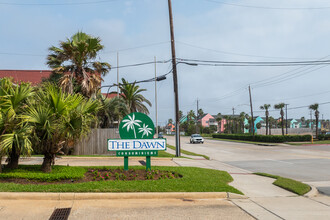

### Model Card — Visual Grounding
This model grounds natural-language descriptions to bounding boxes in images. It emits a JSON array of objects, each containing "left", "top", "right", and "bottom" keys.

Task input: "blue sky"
[{"left": 2, "top": 0, "right": 330, "bottom": 125}]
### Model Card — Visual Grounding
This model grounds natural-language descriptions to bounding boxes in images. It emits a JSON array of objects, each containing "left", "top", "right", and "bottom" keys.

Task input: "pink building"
[{"left": 199, "top": 114, "right": 218, "bottom": 128}]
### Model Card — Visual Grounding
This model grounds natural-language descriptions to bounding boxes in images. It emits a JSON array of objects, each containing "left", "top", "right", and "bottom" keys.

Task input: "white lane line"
[{"left": 265, "top": 159, "right": 294, "bottom": 164}]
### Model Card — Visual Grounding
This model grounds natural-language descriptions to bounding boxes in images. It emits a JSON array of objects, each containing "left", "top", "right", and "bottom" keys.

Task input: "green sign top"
[{"left": 119, "top": 112, "right": 155, "bottom": 139}]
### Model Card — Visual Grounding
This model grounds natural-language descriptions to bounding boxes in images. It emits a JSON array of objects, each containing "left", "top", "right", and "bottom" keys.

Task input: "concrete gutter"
[
  {"left": 0, "top": 192, "right": 247, "bottom": 200},
  {"left": 304, "top": 185, "right": 319, "bottom": 198}
]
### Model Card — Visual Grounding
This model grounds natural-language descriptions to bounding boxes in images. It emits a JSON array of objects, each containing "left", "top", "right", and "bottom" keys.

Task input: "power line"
[
  {"left": 0, "top": 41, "right": 170, "bottom": 57},
  {"left": 176, "top": 41, "right": 315, "bottom": 60},
  {"left": 111, "top": 59, "right": 171, "bottom": 69},
  {"left": 0, "top": 0, "right": 120, "bottom": 6},
  {"left": 203, "top": 0, "right": 330, "bottom": 10},
  {"left": 178, "top": 58, "right": 330, "bottom": 66},
  {"left": 103, "top": 41, "right": 170, "bottom": 54}
]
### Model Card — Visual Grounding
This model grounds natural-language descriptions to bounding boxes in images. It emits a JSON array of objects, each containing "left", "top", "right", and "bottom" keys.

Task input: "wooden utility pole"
[
  {"left": 167, "top": 0, "right": 180, "bottom": 157},
  {"left": 117, "top": 52, "right": 119, "bottom": 97},
  {"left": 196, "top": 98, "right": 199, "bottom": 133},
  {"left": 249, "top": 85, "right": 255, "bottom": 138},
  {"left": 154, "top": 56, "right": 158, "bottom": 137}
]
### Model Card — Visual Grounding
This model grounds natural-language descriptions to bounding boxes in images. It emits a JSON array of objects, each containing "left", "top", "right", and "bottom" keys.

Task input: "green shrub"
[{"left": 212, "top": 134, "right": 312, "bottom": 143}]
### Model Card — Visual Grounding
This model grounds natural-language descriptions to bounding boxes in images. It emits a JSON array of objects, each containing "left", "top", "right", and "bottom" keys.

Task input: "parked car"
[
  {"left": 158, "top": 132, "right": 164, "bottom": 138},
  {"left": 190, "top": 134, "right": 204, "bottom": 144}
]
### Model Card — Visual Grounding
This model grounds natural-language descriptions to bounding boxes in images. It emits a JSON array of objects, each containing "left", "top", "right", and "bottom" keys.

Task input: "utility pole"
[
  {"left": 285, "top": 104, "right": 289, "bottom": 135},
  {"left": 154, "top": 56, "right": 158, "bottom": 137},
  {"left": 117, "top": 52, "right": 119, "bottom": 97},
  {"left": 167, "top": 0, "right": 180, "bottom": 157},
  {"left": 310, "top": 110, "right": 313, "bottom": 130},
  {"left": 248, "top": 85, "right": 255, "bottom": 138},
  {"left": 196, "top": 98, "right": 199, "bottom": 133}
]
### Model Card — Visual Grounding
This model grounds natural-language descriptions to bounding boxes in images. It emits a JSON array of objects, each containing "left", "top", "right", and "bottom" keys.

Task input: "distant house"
[
  {"left": 0, "top": 69, "right": 52, "bottom": 85},
  {"left": 198, "top": 113, "right": 217, "bottom": 128},
  {"left": 180, "top": 115, "right": 195, "bottom": 124},
  {"left": 165, "top": 123, "right": 175, "bottom": 134}
]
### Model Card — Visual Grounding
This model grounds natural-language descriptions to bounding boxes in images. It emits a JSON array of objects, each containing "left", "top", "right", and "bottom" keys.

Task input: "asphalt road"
[{"left": 166, "top": 136, "right": 330, "bottom": 195}]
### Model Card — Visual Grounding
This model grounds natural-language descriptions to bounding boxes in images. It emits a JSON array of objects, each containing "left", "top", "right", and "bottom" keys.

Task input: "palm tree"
[
  {"left": 98, "top": 95, "right": 128, "bottom": 128},
  {"left": 239, "top": 112, "right": 246, "bottom": 133},
  {"left": 309, "top": 103, "right": 320, "bottom": 139},
  {"left": 268, "top": 116, "right": 275, "bottom": 135},
  {"left": 47, "top": 32, "right": 111, "bottom": 98},
  {"left": 119, "top": 78, "right": 151, "bottom": 114},
  {"left": 274, "top": 103, "right": 285, "bottom": 135},
  {"left": 0, "top": 78, "right": 34, "bottom": 169},
  {"left": 27, "top": 84, "right": 99, "bottom": 172},
  {"left": 260, "top": 104, "right": 271, "bottom": 135}
]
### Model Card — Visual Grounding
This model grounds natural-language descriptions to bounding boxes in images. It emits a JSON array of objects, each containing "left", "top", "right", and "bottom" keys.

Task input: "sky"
[{"left": 2, "top": 0, "right": 330, "bottom": 126}]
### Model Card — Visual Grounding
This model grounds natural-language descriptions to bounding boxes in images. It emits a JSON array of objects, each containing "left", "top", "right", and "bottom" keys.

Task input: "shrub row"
[
  {"left": 317, "top": 134, "right": 330, "bottom": 140},
  {"left": 212, "top": 134, "right": 312, "bottom": 143}
]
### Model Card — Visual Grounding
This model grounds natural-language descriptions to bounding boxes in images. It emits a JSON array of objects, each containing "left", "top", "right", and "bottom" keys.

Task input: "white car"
[{"left": 190, "top": 134, "right": 204, "bottom": 144}]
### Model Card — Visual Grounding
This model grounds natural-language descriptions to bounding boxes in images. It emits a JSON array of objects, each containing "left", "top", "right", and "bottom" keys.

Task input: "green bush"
[{"left": 212, "top": 134, "right": 312, "bottom": 143}]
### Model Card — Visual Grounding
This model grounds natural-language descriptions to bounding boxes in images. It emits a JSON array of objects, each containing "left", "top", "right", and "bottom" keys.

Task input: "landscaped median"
[
  {"left": 255, "top": 173, "right": 311, "bottom": 196},
  {"left": 212, "top": 134, "right": 312, "bottom": 143},
  {"left": 0, "top": 165, "right": 242, "bottom": 194}
]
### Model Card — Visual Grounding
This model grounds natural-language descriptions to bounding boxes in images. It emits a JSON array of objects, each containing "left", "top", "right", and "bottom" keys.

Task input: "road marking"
[{"left": 265, "top": 159, "right": 294, "bottom": 164}]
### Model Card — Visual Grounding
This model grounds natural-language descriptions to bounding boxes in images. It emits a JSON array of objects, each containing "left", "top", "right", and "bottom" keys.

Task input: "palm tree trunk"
[
  {"left": 315, "top": 112, "right": 319, "bottom": 139},
  {"left": 41, "top": 154, "right": 53, "bottom": 173},
  {"left": 7, "top": 147, "right": 19, "bottom": 169},
  {"left": 281, "top": 110, "right": 284, "bottom": 136},
  {"left": 0, "top": 156, "right": 2, "bottom": 173},
  {"left": 266, "top": 115, "right": 269, "bottom": 135}
]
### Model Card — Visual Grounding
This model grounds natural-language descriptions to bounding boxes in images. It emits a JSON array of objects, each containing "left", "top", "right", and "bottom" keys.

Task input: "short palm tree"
[
  {"left": 47, "top": 31, "right": 111, "bottom": 98},
  {"left": 119, "top": 78, "right": 151, "bottom": 114},
  {"left": 98, "top": 95, "right": 128, "bottom": 128},
  {"left": 260, "top": 104, "right": 271, "bottom": 135},
  {"left": 0, "top": 78, "right": 34, "bottom": 169},
  {"left": 309, "top": 103, "right": 320, "bottom": 139},
  {"left": 274, "top": 103, "right": 285, "bottom": 135},
  {"left": 26, "top": 84, "right": 99, "bottom": 172}
]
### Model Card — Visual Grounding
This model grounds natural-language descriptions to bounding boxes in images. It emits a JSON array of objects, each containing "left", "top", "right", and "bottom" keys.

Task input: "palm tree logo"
[
  {"left": 138, "top": 123, "right": 153, "bottom": 138},
  {"left": 122, "top": 113, "right": 142, "bottom": 138}
]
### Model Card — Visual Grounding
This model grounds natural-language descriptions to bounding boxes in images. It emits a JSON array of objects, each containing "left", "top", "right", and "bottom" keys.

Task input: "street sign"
[{"left": 108, "top": 112, "right": 165, "bottom": 170}]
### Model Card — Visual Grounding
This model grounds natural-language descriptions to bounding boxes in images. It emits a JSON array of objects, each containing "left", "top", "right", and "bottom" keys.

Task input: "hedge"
[
  {"left": 317, "top": 134, "right": 330, "bottom": 140},
  {"left": 212, "top": 134, "right": 312, "bottom": 143}
]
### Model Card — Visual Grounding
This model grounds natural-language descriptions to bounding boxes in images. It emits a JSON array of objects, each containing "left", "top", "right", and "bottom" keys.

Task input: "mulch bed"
[{"left": 0, "top": 169, "right": 182, "bottom": 185}]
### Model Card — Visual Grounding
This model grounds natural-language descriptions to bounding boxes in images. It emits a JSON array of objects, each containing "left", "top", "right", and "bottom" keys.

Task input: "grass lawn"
[
  {"left": 212, "top": 138, "right": 278, "bottom": 146},
  {"left": 287, "top": 140, "right": 330, "bottom": 145},
  {"left": 255, "top": 173, "right": 311, "bottom": 195},
  {"left": 167, "top": 145, "right": 210, "bottom": 160},
  {"left": 0, "top": 165, "right": 241, "bottom": 194}
]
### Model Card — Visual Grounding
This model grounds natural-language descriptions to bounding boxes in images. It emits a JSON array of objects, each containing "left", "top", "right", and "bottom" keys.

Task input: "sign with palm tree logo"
[
  {"left": 119, "top": 112, "right": 155, "bottom": 139},
  {"left": 108, "top": 112, "right": 166, "bottom": 170}
]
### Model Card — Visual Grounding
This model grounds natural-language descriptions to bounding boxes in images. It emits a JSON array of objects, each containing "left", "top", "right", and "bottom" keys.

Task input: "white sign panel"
[{"left": 108, "top": 139, "right": 166, "bottom": 151}]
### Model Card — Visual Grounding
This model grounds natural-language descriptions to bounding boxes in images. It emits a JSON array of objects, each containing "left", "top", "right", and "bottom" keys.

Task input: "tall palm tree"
[
  {"left": 268, "top": 116, "right": 275, "bottom": 135},
  {"left": 0, "top": 78, "right": 34, "bottom": 169},
  {"left": 274, "top": 103, "right": 285, "bottom": 136},
  {"left": 309, "top": 103, "right": 320, "bottom": 139},
  {"left": 239, "top": 112, "right": 246, "bottom": 133},
  {"left": 47, "top": 32, "right": 111, "bottom": 98},
  {"left": 119, "top": 78, "right": 151, "bottom": 114},
  {"left": 260, "top": 104, "right": 271, "bottom": 135},
  {"left": 26, "top": 84, "right": 99, "bottom": 172}
]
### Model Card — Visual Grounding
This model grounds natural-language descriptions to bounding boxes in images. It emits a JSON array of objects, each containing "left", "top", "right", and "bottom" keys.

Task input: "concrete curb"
[
  {"left": 304, "top": 185, "right": 319, "bottom": 198},
  {"left": 0, "top": 192, "right": 247, "bottom": 200}
]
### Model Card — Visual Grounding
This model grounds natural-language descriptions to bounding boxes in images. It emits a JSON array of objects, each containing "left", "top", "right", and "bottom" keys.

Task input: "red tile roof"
[
  {"left": 102, "top": 92, "right": 120, "bottom": 99},
  {"left": 0, "top": 70, "right": 52, "bottom": 85}
]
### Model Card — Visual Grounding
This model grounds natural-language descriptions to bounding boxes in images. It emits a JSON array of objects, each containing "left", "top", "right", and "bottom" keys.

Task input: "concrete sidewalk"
[{"left": 173, "top": 157, "right": 330, "bottom": 220}]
